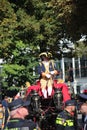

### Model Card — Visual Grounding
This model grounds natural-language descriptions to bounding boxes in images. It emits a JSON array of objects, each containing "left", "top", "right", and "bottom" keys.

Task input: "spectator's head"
[
  {"left": 4, "top": 96, "right": 9, "bottom": 102},
  {"left": 9, "top": 98, "right": 31, "bottom": 119},
  {"left": 25, "top": 81, "right": 31, "bottom": 88},
  {"left": 78, "top": 93, "right": 87, "bottom": 115},
  {"left": 79, "top": 103, "right": 87, "bottom": 115}
]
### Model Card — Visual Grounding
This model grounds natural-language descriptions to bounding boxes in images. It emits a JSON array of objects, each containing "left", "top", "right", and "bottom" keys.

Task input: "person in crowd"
[
  {"left": 68, "top": 65, "right": 74, "bottom": 82},
  {"left": 55, "top": 99, "right": 76, "bottom": 130},
  {"left": 37, "top": 52, "right": 59, "bottom": 98},
  {"left": 0, "top": 101, "right": 5, "bottom": 130},
  {"left": 14, "top": 85, "right": 26, "bottom": 100},
  {"left": 1, "top": 96, "right": 9, "bottom": 127},
  {"left": 4, "top": 98, "right": 40, "bottom": 130},
  {"left": 78, "top": 93, "right": 87, "bottom": 130}
]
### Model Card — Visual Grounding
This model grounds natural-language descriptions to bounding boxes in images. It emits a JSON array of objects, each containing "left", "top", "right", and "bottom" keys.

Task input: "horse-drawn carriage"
[{"left": 25, "top": 79, "right": 71, "bottom": 130}]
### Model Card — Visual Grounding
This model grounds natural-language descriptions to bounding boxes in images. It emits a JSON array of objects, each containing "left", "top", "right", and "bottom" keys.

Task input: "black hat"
[
  {"left": 65, "top": 100, "right": 76, "bottom": 106},
  {"left": 79, "top": 93, "right": 87, "bottom": 100},
  {"left": 9, "top": 98, "right": 31, "bottom": 111},
  {"left": 78, "top": 93, "right": 87, "bottom": 106}
]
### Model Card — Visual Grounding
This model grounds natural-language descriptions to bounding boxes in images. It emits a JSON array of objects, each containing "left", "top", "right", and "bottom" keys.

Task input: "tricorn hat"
[
  {"left": 39, "top": 52, "right": 52, "bottom": 58},
  {"left": 39, "top": 52, "right": 48, "bottom": 58}
]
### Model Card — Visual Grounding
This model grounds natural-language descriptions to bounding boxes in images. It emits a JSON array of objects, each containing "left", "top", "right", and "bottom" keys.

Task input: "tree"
[
  {"left": 0, "top": 0, "right": 39, "bottom": 92},
  {"left": 53, "top": 0, "right": 87, "bottom": 41},
  {"left": 75, "top": 41, "right": 87, "bottom": 57},
  {"left": 0, "top": 0, "right": 87, "bottom": 94}
]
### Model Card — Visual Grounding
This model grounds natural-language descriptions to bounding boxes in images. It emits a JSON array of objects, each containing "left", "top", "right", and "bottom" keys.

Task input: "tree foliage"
[
  {"left": 0, "top": 0, "right": 87, "bottom": 94},
  {"left": 75, "top": 41, "right": 87, "bottom": 57}
]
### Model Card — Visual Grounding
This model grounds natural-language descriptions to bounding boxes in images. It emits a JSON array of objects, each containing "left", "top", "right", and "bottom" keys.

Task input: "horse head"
[
  {"left": 53, "top": 88, "right": 63, "bottom": 110},
  {"left": 30, "top": 90, "right": 41, "bottom": 113}
]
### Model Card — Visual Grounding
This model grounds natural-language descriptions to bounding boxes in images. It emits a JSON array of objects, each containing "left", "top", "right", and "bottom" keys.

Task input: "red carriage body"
[{"left": 26, "top": 79, "right": 71, "bottom": 103}]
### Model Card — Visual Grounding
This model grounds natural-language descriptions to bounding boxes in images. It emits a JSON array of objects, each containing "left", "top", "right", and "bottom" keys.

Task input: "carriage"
[{"left": 25, "top": 79, "right": 71, "bottom": 130}]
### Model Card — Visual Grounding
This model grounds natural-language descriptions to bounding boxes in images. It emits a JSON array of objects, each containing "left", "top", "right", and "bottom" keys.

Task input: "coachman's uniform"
[
  {"left": 38, "top": 59, "right": 57, "bottom": 87},
  {"left": 38, "top": 52, "right": 58, "bottom": 98}
]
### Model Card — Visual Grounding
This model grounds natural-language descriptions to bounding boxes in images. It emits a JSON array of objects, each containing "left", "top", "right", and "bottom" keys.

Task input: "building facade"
[{"left": 56, "top": 56, "right": 87, "bottom": 94}]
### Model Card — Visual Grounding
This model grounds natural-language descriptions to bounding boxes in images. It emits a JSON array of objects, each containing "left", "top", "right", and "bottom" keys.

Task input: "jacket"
[
  {"left": 56, "top": 110, "right": 75, "bottom": 130},
  {"left": 83, "top": 115, "right": 87, "bottom": 130},
  {"left": 4, "top": 118, "right": 38, "bottom": 130},
  {"left": 37, "top": 60, "right": 57, "bottom": 75}
]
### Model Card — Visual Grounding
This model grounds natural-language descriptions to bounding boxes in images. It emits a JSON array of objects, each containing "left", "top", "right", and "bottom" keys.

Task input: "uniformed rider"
[
  {"left": 78, "top": 93, "right": 87, "bottom": 130},
  {"left": 4, "top": 98, "right": 39, "bottom": 130},
  {"left": 37, "top": 52, "right": 59, "bottom": 98},
  {"left": 56, "top": 99, "right": 76, "bottom": 130}
]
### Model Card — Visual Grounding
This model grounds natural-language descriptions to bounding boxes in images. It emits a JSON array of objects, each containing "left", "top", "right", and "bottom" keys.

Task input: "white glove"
[
  {"left": 46, "top": 74, "right": 51, "bottom": 78},
  {"left": 50, "top": 71, "right": 55, "bottom": 75}
]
